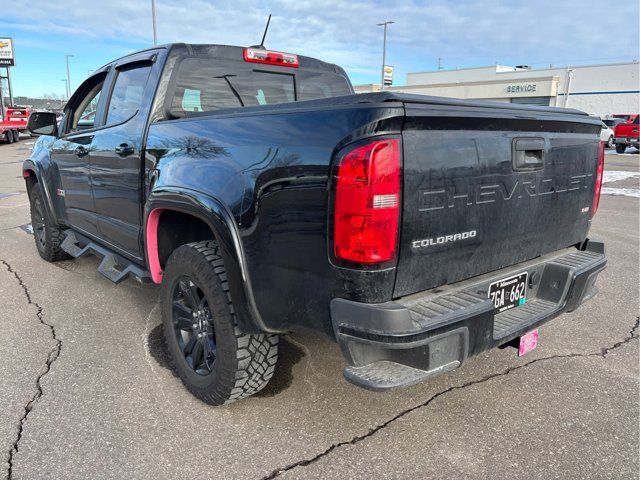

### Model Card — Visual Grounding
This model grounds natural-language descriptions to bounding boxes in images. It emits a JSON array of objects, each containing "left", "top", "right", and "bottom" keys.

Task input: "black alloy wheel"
[
  {"left": 171, "top": 276, "right": 217, "bottom": 376},
  {"left": 32, "top": 194, "right": 47, "bottom": 252},
  {"left": 161, "top": 241, "right": 279, "bottom": 405},
  {"left": 28, "top": 184, "right": 70, "bottom": 262}
]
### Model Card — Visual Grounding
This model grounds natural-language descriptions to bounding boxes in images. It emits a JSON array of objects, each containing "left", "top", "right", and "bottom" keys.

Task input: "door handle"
[
  {"left": 115, "top": 143, "right": 135, "bottom": 157},
  {"left": 512, "top": 138, "right": 545, "bottom": 171},
  {"left": 74, "top": 146, "right": 89, "bottom": 158}
]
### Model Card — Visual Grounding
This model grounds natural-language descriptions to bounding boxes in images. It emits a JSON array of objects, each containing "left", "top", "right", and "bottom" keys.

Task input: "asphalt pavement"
[{"left": 0, "top": 139, "right": 638, "bottom": 480}]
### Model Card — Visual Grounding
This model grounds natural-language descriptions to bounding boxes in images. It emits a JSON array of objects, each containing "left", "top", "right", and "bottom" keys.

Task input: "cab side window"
[
  {"left": 68, "top": 78, "right": 104, "bottom": 134},
  {"left": 106, "top": 64, "right": 152, "bottom": 125}
]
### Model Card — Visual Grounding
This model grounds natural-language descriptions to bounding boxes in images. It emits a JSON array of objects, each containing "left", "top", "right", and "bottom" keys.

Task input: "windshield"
[{"left": 167, "top": 56, "right": 352, "bottom": 118}]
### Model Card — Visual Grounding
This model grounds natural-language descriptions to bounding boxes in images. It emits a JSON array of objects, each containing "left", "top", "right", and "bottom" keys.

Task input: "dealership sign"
[
  {"left": 0, "top": 38, "right": 15, "bottom": 66},
  {"left": 383, "top": 65, "right": 393, "bottom": 86},
  {"left": 506, "top": 83, "right": 538, "bottom": 94}
]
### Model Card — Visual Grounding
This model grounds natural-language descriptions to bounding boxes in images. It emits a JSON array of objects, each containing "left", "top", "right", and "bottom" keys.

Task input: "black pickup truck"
[{"left": 25, "top": 43, "right": 607, "bottom": 405}]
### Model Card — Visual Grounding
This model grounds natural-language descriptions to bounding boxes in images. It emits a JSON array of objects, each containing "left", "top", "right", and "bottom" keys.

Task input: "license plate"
[
  {"left": 488, "top": 272, "right": 527, "bottom": 313},
  {"left": 518, "top": 329, "right": 538, "bottom": 356}
]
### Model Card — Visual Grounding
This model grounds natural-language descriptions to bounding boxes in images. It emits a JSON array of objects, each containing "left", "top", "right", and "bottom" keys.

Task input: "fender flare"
[
  {"left": 22, "top": 159, "right": 59, "bottom": 225},
  {"left": 144, "top": 187, "right": 284, "bottom": 334}
]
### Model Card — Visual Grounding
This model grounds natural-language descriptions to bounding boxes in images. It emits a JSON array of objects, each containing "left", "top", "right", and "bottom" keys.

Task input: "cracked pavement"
[
  {"left": 0, "top": 260, "right": 61, "bottom": 480},
  {"left": 0, "top": 140, "right": 638, "bottom": 479}
]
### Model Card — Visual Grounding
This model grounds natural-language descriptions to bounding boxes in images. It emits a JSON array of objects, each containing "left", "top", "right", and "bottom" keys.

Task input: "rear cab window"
[{"left": 163, "top": 47, "right": 352, "bottom": 119}]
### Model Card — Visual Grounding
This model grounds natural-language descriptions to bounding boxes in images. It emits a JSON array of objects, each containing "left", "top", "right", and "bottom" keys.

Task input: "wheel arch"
[
  {"left": 22, "top": 159, "right": 39, "bottom": 195},
  {"left": 145, "top": 187, "right": 282, "bottom": 334},
  {"left": 22, "top": 159, "right": 59, "bottom": 224}
]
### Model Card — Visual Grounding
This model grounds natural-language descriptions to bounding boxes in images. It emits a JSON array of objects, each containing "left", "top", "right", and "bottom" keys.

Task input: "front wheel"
[
  {"left": 161, "top": 241, "right": 278, "bottom": 405},
  {"left": 616, "top": 143, "right": 627, "bottom": 154},
  {"left": 606, "top": 135, "right": 613, "bottom": 148},
  {"left": 29, "top": 185, "right": 70, "bottom": 262}
]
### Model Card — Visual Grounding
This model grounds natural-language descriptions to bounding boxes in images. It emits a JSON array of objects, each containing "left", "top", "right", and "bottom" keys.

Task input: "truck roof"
[{"left": 96, "top": 43, "right": 344, "bottom": 75}]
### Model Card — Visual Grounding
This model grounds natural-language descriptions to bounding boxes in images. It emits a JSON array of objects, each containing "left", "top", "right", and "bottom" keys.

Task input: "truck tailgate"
[{"left": 394, "top": 99, "right": 601, "bottom": 298}]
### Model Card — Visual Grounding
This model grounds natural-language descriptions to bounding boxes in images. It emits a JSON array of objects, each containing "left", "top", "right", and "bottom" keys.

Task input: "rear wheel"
[
  {"left": 606, "top": 135, "right": 613, "bottom": 148},
  {"left": 4, "top": 131, "right": 13, "bottom": 143},
  {"left": 29, "top": 185, "right": 70, "bottom": 261},
  {"left": 12, "top": 130, "right": 20, "bottom": 142},
  {"left": 615, "top": 143, "right": 627, "bottom": 154},
  {"left": 161, "top": 241, "right": 279, "bottom": 405}
]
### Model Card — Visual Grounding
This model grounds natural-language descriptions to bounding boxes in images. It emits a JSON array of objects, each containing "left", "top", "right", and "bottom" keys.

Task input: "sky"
[{"left": 1, "top": 0, "right": 639, "bottom": 98}]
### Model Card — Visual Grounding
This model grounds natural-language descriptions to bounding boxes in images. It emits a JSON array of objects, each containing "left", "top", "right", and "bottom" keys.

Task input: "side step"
[
  {"left": 344, "top": 360, "right": 460, "bottom": 391},
  {"left": 61, "top": 230, "right": 151, "bottom": 284}
]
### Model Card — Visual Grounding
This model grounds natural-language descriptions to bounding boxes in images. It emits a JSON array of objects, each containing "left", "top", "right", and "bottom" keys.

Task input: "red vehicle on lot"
[
  {"left": 613, "top": 114, "right": 639, "bottom": 153},
  {"left": 5, "top": 106, "right": 31, "bottom": 130},
  {"left": 0, "top": 106, "right": 27, "bottom": 144}
]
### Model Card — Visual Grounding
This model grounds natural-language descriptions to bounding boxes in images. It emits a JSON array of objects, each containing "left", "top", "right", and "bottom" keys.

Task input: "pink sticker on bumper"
[{"left": 518, "top": 329, "right": 539, "bottom": 356}]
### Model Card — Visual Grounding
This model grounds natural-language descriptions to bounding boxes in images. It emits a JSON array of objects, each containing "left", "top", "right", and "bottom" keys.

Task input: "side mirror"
[{"left": 27, "top": 112, "right": 58, "bottom": 136}]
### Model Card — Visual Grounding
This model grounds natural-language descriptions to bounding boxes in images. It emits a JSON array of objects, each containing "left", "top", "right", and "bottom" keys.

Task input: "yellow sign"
[
  {"left": 0, "top": 37, "right": 15, "bottom": 66},
  {"left": 383, "top": 65, "right": 394, "bottom": 86}
]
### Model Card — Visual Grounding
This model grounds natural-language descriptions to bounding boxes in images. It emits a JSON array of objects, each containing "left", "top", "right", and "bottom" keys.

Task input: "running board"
[{"left": 61, "top": 230, "right": 152, "bottom": 284}]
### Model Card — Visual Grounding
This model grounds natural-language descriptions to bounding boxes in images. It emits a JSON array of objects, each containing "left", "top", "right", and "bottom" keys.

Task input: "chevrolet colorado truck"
[
  {"left": 613, "top": 114, "right": 639, "bottom": 153},
  {"left": 25, "top": 43, "right": 607, "bottom": 405}
]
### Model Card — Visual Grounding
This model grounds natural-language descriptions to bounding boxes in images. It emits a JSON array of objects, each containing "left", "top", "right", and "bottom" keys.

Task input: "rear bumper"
[
  {"left": 331, "top": 240, "right": 607, "bottom": 391},
  {"left": 615, "top": 137, "right": 639, "bottom": 146}
]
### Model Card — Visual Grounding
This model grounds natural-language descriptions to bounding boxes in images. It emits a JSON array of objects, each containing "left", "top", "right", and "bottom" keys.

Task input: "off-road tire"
[
  {"left": 615, "top": 143, "right": 627, "bottom": 154},
  {"left": 606, "top": 135, "right": 613, "bottom": 148},
  {"left": 29, "top": 185, "right": 70, "bottom": 262},
  {"left": 161, "top": 240, "right": 279, "bottom": 405}
]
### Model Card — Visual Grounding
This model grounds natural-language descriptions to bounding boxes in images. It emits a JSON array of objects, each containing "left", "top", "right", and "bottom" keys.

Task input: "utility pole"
[
  {"left": 65, "top": 54, "right": 74, "bottom": 99},
  {"left": 62, "top": 79, "right": 68, "bottom": 101},
  {"left": 564, "top": 68, "right": 574, "bottom": 108},
  {"left": 0, "top": 74, "right": 4, "bottom": 115},
  {"left": 151, "top": 0, "right": 158, "bottom": 45},
  {"left": 377, "top": 21, "right": 394, "bottom": 91},
  {"left": 5, "top": 68, "right": 13, "bottom": 105}
]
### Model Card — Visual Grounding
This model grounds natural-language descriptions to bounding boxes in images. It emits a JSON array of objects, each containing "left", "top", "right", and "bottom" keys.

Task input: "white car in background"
[{"left": 600, "top": 121, "right": 614, "bottom": 148}]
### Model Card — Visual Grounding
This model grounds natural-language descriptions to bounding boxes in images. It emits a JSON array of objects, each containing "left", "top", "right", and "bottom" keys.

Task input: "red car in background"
[
  {"left": 4, "top": 106, "right": 31, "bottom": 131},
  {"left": 0, "top": 106, "right": 31, "bottom": 143},
  {"left": 613, "top": 114, "right": 639, "bottom": 153}
]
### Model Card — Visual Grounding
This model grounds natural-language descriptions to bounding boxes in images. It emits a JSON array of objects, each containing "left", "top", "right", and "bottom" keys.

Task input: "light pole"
[
  {"left": 61, "top": 79, "right": 68, "bottom": 101},
  {"left": 65, "top": 54, "right": 74, "bottom": 99},
  {"left": 6, "top": 67, "right": 14, "bottom": 106},
  {"left": 377, "top": 21, "right": 394, "bottom": 91},
  {"left": 151, "top": 0, "right": 158, "bottom": 45}
]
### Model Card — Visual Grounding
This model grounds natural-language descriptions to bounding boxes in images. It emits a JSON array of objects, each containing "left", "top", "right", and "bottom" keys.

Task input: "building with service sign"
[{"left": 355, "top": 61, "right": 639, "bottom": 117}]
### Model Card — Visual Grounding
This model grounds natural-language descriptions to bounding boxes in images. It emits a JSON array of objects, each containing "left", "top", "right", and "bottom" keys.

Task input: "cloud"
[{"left": 2, "top": 0, "right": 639, "bottom": 95}]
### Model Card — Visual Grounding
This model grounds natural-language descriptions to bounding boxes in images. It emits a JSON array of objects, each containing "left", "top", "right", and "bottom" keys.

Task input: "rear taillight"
[
  {"left": 591, "top": 141, "right": 605, "bottom": 217},
  {"left": 333, "top": 138, "right": 401, "bottom": 264},
  {"left": 243, "top": 47, "right": 299, "bottom": 68}
]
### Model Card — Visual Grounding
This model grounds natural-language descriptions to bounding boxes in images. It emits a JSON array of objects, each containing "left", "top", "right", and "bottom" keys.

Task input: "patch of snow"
[
  {"left": 601, "top": 187, "right": 640, "bottom": 198},
  {"left": 603, "top": 170, "right": 640, "bottom": 183}
]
